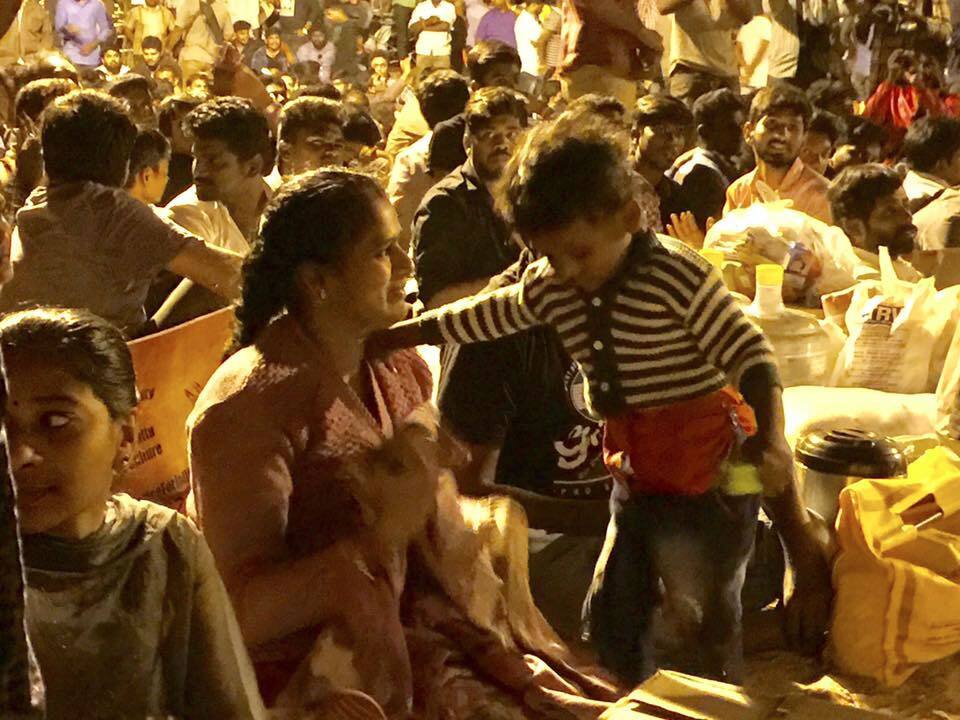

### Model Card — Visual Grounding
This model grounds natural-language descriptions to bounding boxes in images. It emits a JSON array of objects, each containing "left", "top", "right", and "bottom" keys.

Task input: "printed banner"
[{"left": 120, "top": 308, "right": 235, "bottom": 510}]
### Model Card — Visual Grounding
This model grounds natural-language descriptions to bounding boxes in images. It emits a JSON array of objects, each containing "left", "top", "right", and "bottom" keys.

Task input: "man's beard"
[
  {"left": 886, "top": 224, "right": 918, "bottom": 258},
  {"left": 756, "top": 145, "right": 797, "bottom": 169},
  {"left": 476, "top": 152, "right": 508, "bottom": 184}
]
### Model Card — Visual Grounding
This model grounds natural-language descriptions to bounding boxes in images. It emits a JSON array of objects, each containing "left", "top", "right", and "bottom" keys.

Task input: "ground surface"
[{"left": 743, "top": 651, "right": 960, "bottom": 719}]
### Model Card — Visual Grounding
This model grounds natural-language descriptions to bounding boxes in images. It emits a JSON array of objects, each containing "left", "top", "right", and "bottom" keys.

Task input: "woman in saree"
[{"left": 187, "top": 169, "right": 619, "bottom": 718}]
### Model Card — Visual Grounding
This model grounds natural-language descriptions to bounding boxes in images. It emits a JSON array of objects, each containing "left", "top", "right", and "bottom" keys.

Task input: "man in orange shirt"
[{"left": 724, "top": 84, "right": 833, "bottom": 225}]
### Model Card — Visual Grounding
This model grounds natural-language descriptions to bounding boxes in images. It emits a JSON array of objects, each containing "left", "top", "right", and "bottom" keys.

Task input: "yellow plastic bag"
[{"left": 830, "top": 445, "right": 960, "bottom": 686}]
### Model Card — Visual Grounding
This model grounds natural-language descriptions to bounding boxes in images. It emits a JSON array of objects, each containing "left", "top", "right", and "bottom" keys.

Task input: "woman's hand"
[{"left": 348, "top": 418, "right": 442, "bottom": 548}]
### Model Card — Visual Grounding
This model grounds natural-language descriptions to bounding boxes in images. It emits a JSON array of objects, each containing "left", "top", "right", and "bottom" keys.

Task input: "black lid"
[{"left": 795, "top": 428, "right": 906, "bottom": 478}]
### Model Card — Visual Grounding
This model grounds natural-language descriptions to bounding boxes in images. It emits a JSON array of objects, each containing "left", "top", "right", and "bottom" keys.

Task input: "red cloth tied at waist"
[{"left": 602, "top": 386, "right": 757, "bottom": 496}]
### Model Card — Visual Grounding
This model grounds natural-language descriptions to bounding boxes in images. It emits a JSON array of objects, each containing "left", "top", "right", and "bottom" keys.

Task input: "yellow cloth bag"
[{"left": 830, "top": 445, "right": 960, "bottom": 686}]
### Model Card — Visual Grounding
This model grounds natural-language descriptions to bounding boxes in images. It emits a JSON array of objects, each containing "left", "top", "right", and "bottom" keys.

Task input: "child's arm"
[
  {"left": 738, "top": 363, "right": 833, "bottom": 654},
  {"left": 369, "top": 264, "right": 549, "bottom": 356},
  {"left": 684, "top": 268, "right": 776, "bottom": 396},
  {"left": 737, "top": 363, "right": 790, "bottom": 494},
  {"left": 367, "top": 317, "right": 432, "bottom": 356},
  {"left": 681, "top": 262, "right": 787, "bottom": 493}
]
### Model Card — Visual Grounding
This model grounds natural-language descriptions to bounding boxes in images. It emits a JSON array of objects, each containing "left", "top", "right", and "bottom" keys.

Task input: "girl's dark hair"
[
  {"left": 0, "top": 308, "right": 137, "bottom": 419},
  {"left": 235, "top": 170, "right": 385, "bottom": 348}
]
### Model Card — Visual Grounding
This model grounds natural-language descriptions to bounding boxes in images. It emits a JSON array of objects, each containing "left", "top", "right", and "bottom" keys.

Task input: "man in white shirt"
[
  {"left": 159, "top": 97, "right": 275, "bottom": 324},
  {"left": 515, "top": 2, "right": 543, "bottom": 95},
  {"left": 295, "top": 25, "right": 335, "bottom": 81},
  {"left": 901, "top": 116, "right": 960, "bottom": 211},
  {"left": 735, "top": 13, "right": 770, "bottom": 91},
  {"left": 662, "top": 0, "right": 753, "bottom": 106},
  {"left": 174, "top": 0, "right": 233, "bottom": 78},
  {"left": 409, "top": 0, "right": 456, "bottom": 68},
  {"left": 166, "top": 97, "right": 275, "bottom": 255},
  {"left": 764, "top": 0, "right": 798, "bottom": 84},
  {"left": 904, "top": 118, "right": 960, "bottom": 251}
]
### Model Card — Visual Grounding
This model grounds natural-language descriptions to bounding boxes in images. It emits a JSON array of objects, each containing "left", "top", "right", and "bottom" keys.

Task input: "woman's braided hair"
[{"left": 233, "top": 169, "right": 385, "bottom": 350}]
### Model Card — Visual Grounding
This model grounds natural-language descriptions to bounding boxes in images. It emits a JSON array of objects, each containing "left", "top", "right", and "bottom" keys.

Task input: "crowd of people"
[{"left": 0, "top": 0, "right": 958, "bottom": 717}]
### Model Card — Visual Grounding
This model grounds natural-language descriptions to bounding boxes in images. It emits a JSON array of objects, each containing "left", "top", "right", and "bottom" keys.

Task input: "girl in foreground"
[{"left": 0, "top": 307, "right": 265, "bottom": 720}]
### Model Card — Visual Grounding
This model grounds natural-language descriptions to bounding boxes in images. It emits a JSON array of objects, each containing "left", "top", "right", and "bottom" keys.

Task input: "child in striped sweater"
[{"left": 373, "top": 113, "right": 823, "bottom": 683}]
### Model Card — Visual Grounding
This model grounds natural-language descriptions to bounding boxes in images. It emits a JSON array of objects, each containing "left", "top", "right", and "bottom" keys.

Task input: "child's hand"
[{"left": 744, "top": 436, "right": 793, "bottom": 497}]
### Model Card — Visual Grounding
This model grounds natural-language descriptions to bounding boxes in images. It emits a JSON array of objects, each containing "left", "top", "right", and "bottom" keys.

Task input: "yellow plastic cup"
[{"left": 755, "top": 263, "right": 784, "bottom": 288}]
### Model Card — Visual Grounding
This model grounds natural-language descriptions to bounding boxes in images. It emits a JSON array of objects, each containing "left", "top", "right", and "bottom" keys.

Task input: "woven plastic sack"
[
  {"left": 830, "top": 445, "right": 960, "bottom": 686},
  {"left": 704, "top": 203, "right": 860, "bottom": 306}
]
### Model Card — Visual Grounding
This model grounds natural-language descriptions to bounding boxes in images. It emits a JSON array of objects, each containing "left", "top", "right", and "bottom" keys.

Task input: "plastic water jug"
[{"left": 742, "top": 265, "right": 833, "bottom": 387}]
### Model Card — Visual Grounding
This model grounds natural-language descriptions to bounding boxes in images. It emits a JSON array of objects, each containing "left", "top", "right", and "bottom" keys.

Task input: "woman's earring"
[{"left": 319, "top": 288, "right": 328, "bottom": 301}]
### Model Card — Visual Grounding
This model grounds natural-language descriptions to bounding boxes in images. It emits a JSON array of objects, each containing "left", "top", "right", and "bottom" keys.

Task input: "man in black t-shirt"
[
  {"left": 327, "top": 0, "right": 372, "bottom": 83},
  {"left": 413, "top": 87, "right": 527, "bottom": 309},
  {"left": 631, "top": 94, "right": 697, "bottom": 231},
  {"left": 231, "top": 21, "right": 263, "bottom": 68},
  {"left": 422, "top": 89, "right": 610, "bottom": 640},
  {"left": 438, "top": 259, "right": 611, "bottom": 640}
]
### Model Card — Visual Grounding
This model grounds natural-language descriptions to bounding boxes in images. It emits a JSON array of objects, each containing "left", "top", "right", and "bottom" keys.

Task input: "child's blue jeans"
[{"left": 583, "top": 481, "right": 761, "bottom": 686}]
